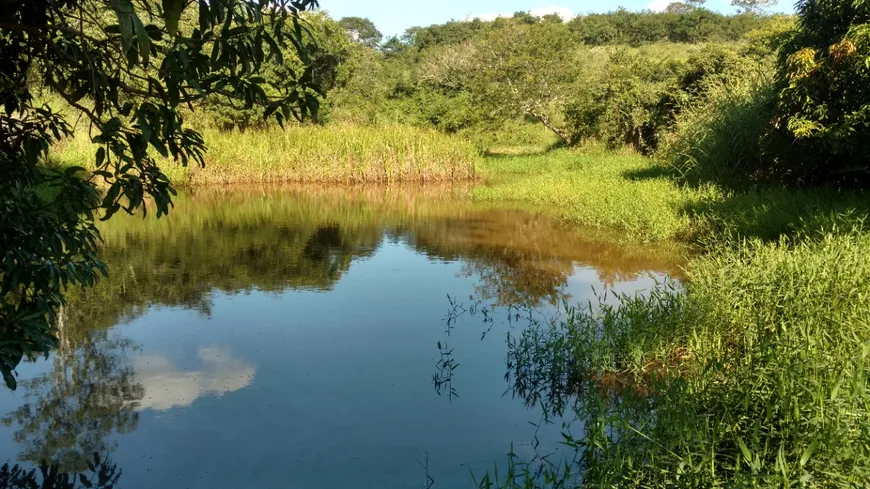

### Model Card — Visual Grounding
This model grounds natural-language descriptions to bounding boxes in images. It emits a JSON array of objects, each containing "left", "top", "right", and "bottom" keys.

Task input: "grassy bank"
[
  {"left": 475, "top": 149, "right": 716, "bottom": 242},
  {"left": 500, "top": 231, "right": 870, "bottom": 487},
  {"left": 470, "top": 147, "right": 870, "bottom": 486},
  {"left": 475, "top": 149, "right": 870, "bottom": 244},
  {"left": 52, "top": 124, "right": 479, "bottom": 185}
]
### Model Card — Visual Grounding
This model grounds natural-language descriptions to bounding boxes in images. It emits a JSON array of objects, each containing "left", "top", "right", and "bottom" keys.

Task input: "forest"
[{"left": 3, "top": 0, "right": 870, "bottom": 487}]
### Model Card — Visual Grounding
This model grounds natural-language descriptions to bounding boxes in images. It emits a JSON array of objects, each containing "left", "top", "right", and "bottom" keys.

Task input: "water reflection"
[
  {"left": 1, "top": 456, "right": 120, "bottom": 489},
  {"left": 1, "top": 185, "right": 685, "bottom": 489},
  {"left": 1, "top": 322, "right": 141, "bottom": 473},
  {"left": 134, "top": 347, "right": 255, "bottom": 411},
  {"left": 76, "top": 185, "right": 685, "bottom": 329}
]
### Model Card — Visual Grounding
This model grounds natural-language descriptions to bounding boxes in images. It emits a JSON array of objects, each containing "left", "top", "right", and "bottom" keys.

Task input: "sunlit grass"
[
  {"left": 476, "top": 149, "right": 870, "bottom": 244},
  {"left": 496, "top": 230, "right": 870, "bottom": 487},
  {"left": 52, "top": 124, "right": 480, "bottom": 185},
  {"left": 474, "top": 149, "right": 721, "bottom": 242}
]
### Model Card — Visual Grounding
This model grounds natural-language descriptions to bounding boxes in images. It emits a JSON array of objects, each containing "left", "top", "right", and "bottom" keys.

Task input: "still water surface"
[{"left": 0, "top": 186, "right": 684, "bottom": 488}]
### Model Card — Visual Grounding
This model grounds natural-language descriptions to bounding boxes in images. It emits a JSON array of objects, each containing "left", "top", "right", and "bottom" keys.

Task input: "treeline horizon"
[{"left": 328, "top": 6, "right": 786, "bottom": 51}]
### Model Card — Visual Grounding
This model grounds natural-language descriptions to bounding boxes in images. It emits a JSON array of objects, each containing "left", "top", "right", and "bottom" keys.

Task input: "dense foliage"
[
  {"left": 776, "top": 0, "right": 870, "bottom": 183},
  {"left": 312, "top": 9, "right": 792, "bottom": 154}
]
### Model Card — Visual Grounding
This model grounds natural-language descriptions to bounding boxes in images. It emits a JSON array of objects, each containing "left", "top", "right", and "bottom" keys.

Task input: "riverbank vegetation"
[
  {"left": 461, "top": 1, "right": 870, "bottom": 487},
  {"left": 52, "top": 124, "right": 479, "bottom": 184}
]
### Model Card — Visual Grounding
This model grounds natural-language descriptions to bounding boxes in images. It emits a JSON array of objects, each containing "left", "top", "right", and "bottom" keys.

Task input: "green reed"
[
  {"left": 51, "top": 124, "right": 479, "bottom": 185},
  {"left": 487, "top": 229, "right": 870, "bottom": 487}
]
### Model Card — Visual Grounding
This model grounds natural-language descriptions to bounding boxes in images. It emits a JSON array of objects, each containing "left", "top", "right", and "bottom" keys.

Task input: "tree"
[
  {"left": 0, "top": 0, "right": 322, "bottom": 389},
  {"left": 380, "top": 35, "right": 409, "bottom": 58},
  {"left": 732, "top": 0, "right": 778, "bottom": 13},
  {"left": 468, "top": 21, "right": 579, "bottom": 145},
  {"left": 338, "top": 16, "right": 382, "bottom": 48},
  {"left": 774, "top": 0, "right": 870, "bottom": 184},
  {"left": 541, "top": 13, "right": 564, "bottom": 24},
  {"left": 512, "top": 11, "right": 539, "bottom": 25},
  {"left": 666, "top": 0, "right": 707, "bottom": 12},
  {"left": 200, "top": 11, "right": 353, "bottom": 129}
]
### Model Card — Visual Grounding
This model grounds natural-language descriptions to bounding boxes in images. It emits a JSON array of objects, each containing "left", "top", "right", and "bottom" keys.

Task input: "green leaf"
[
  {"left": 737, "top": 438, "right": 752, "bottom": 464},
  {"left": 800, "top": 440, "right": 818, "bottom": 467},
  {"left": 95, "top": 147, "right": 106, "bottom": 167},
  {"left": 111, "top": 0, "right": 135, "bottom": 55},
  {"left": 132, "top": 13, "right": 151, "bottom": 66},
  {"left": 103, "top": 117, "right": 122, "bottom": 135},
  {"left": 162, "top": 0, "right": 185, "bottom": 37},
  {"left": 2, "top": 369, "right": 16, "bottom": 390},
  {"left": 198, "top": 0, "right": 210, "bottom": 33}
]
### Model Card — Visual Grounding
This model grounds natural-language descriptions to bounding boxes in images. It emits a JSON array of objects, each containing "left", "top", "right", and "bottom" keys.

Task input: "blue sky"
[{"left": 316, "top": 0, "right": 790, "bottom": 37}]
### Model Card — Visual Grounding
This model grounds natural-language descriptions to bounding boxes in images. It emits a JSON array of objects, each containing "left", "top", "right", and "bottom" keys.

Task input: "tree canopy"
[{"left": 338, "top": 16, "right": 382, "bottom": 48}]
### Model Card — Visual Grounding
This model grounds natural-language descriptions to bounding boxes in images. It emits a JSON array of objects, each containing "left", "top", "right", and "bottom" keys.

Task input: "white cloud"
[
  {"left": 464, "top": 5, "right": 576, "bottom": 22},
  {"left": 133, "top": 346, "right": 256, "bottom": 411}
]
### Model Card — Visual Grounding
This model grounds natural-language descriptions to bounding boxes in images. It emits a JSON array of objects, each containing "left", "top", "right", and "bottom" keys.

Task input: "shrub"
[
  {"left": 565, "top": 45, "right": 744, "bottom": 154},
  {"left": 660, "top": 56, "right": 784, "bottom": 186},
  {"left": 774, "top": 0, "right": 870, "bottom": 185}
]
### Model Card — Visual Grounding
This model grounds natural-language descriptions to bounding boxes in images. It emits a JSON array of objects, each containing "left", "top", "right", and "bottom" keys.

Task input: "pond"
[{"left": 0, "top": 186, "right": 684, "bottom": 488}]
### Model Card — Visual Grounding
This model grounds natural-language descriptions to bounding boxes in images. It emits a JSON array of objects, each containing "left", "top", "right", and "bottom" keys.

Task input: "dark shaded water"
[{"left": 0, "top": 186, "right": 684, "bottom": 488}]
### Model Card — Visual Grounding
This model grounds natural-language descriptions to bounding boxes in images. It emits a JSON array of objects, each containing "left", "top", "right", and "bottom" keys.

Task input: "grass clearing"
[{"left": 476, "top": 148, "right": 870, "bottom": 244}]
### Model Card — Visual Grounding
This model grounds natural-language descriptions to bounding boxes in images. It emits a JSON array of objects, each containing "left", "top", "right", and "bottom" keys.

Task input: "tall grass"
[
  {"left": 51, "top": 124, "right": 479, "bottom": 185},
  {"left": 659, "top": 60, "right": 781, "bottom": 187},
  {"left": 488, "top": 230, "right": 870, "bottom": 487}
]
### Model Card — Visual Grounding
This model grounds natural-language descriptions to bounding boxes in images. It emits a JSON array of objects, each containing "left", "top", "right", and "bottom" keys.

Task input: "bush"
[
  {"left": 660, "top": 59, "right": 782, "bottom": 186},
  {"left": 773, "top": 0, "right": 870, "bottom": 185},
  {"left": 565, "top": 45, "right": 745, "bottom": 154}
]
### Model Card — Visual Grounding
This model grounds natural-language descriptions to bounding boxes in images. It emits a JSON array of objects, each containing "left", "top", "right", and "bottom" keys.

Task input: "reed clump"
[
  {"left": 497, "top": 230, "right": 870, "bottom": 487},
  {"left": 52, "top": 124, "right": 479, "bottom": 185}
]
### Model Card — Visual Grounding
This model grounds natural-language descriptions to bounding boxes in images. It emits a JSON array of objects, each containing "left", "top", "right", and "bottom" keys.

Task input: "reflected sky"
[
  {"left": 133, "top": 347, "right": 256, "bottom": 412},
  {"left": 0, "top": 186, "right": 684, "bottom": 489}
]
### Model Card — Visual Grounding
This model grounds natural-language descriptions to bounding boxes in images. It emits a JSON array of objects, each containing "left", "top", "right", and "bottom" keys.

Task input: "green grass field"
[{"left": 475, "top": 148, "right": 870, "bottom": 245}]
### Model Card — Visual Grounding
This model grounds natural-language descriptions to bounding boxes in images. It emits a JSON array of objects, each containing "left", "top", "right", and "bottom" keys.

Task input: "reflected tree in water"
[
  {"left": 0, "top": 454, "right": 120, "bottom": 489},
  {"left": 76, "top": 187, "right": 683, "bottom": 332},
  {"left": 2, "top": 307, "right": 143, "bottom": 473}
]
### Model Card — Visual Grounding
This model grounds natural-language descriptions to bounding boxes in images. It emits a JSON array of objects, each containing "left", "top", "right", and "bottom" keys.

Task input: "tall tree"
[
  {"left": 469, "top": 21, "right": 579, "bottom": 145},
  {"left": 731, "top": 0, "right": 779, "bottom": 13},
  {"left": 338, "top": 16, "right": 382, "bottom": 48},
  {"left": 0, "top": 0, "right": 322, "bottom": 389}
]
